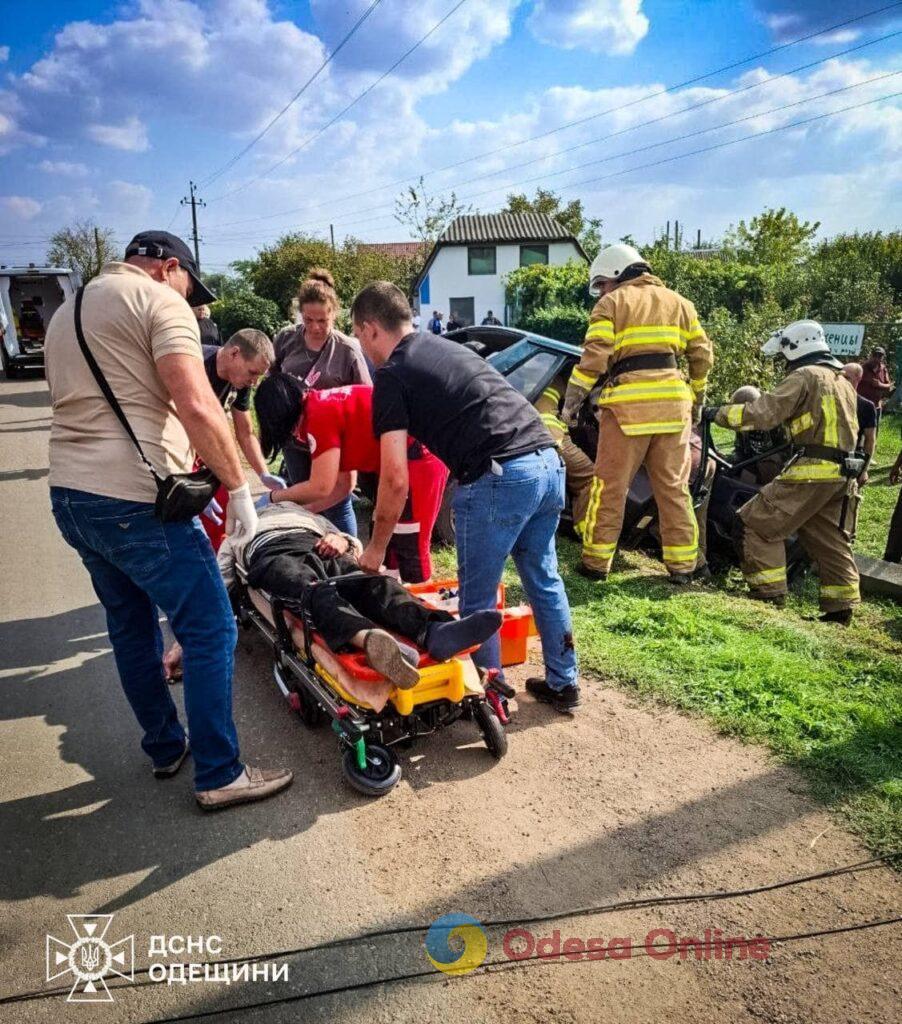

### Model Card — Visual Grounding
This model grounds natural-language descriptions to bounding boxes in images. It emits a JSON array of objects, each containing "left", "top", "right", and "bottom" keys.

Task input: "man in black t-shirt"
[
  {"left": 842, "top": 363, "right": 877, "bottom": 485},
  {"left": 204, "top": 330, "right": 283, "bottom": 495},
  {"left": 350, "top": 281, "right": 580, "bottom": 714}
]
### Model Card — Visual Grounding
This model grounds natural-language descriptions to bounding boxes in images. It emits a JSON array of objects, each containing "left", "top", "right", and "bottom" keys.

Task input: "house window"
[
  {"left": 520, "top": 244, "right": 549, "bottom": 267},
  {"left": 468, "top": 246, "right": 496, "bottom": 275}
]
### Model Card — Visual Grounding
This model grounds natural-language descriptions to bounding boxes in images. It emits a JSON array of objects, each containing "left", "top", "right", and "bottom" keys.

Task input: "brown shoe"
[
  {"left": 196, "top": 765, "right": 293, "bottom": 812},
  {"left": 363, "top": 629, "right": 420, "bottom": 689}
]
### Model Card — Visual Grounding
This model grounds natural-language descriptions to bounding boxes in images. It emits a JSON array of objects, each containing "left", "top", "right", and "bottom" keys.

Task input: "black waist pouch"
[{"left": 73, "top": 286, "right": 219, "bottom": 522}]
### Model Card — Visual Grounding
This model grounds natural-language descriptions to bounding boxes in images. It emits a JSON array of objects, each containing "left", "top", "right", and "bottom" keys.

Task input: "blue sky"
[{"left": 0, "top": 0, "right": 900, "bottom": 272}]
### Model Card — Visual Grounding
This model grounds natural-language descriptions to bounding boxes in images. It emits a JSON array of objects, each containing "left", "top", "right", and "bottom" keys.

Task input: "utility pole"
[
  {"left": 180, "top": 180, "right": 206, "bottom": 269},
  {"left": 330, "top": 224, "right": 336, "bottom": 253},
  {"left": 93, "top": 226, "right": 102, "bottom": 277}
]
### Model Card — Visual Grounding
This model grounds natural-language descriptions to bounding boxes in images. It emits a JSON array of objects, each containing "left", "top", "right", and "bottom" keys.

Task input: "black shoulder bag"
[{"left": 73, "top": 286, "right": 219, "bottom": 522}]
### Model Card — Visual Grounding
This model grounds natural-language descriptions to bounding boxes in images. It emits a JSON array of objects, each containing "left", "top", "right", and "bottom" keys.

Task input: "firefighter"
[
  {"left": 702, "top": 319, "right": 861, "bottom": 624},
  {"left": 561, "top": 243, "right": 713, "bottom": 582},
  {"left": 534, "top": 372, "right": 596, "bottom": 532}
]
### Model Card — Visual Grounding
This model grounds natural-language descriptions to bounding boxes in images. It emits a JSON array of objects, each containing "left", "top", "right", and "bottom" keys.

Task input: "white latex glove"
[
  {"left": 226, "top": 482, "right": 258, "bottom": 539},
  {"left": 202, "top": 496, "right": 223, "bottom": 525},
  {"left": 260, "top": 472, "right": 286, "bottom": 491}
]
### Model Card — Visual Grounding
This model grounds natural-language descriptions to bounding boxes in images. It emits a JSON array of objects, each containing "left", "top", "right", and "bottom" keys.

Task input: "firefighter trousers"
[
  {"left": 736, "top": 478, "right": 861, "bottom": 613},
  {"left": 580, "top": 410, "right": 698, "bottom": 574},
  {"left": 561, "top": 436, "right": 595, "bottom": 536}
]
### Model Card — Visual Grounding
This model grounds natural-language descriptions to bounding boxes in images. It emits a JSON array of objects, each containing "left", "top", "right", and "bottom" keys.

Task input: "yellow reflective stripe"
[
  {"left": 584, "top": 542, "right": 617, "bottom": 557},
  {"left": 689, "top": 376, "right": 708, "bottom": 395},
  {"left": 540, "top": 412, "right": 566, "bottom": 432},
  {"left": 820, "top": 584, "right": 860, "bottom": 600},
  {"left": 541, "top": 387, "right": 561, "bottom": 403},
  {"left": 570, "top": 366, "right": 596, "bottom": 389},
  {"left": 745, "top": 566, "right": 787, "bottom": 586},
  {"left": 682, "top": 321, "right": 705, "bottom": 341},
  {"left": 726, "top": 404, "right": 744, "bottom": 428},
  {"left": 586, "top": 320, "right": 615, "bottom": 341},
  {"left": 620, "top": 420, "right": 685, "bottom": 435},
  {"left": 780, "top": 460, "right": 842, "bottom": 482},
  {"left": 789, "top": 411, "right": 813, "bottom": 436},
  {"left": 599, "top": 379, "right": 692, "bottom": 404},
  {"left": 821, "top": 394, "right": 838, "bottom": 447},
  {"left": 662, "top": 544, "right": 698, "bottom": 558},
  {"left": 582, "top": 477, "right": 604, "bottom": 550}
]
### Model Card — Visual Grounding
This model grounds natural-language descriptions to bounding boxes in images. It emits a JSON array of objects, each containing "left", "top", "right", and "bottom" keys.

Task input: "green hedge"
[{"left": 211, "top": 293, "right": 284, "bottom": 340}]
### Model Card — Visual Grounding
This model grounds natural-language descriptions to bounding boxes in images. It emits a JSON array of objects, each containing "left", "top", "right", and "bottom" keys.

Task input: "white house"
[{"left": 414, "top": 213, "right": 587, "bottom": 327}]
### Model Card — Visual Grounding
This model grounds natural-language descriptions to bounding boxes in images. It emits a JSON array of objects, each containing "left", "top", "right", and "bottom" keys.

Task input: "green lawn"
[{"left": 434, "top": 413, "right": 902, "bottom": 855}]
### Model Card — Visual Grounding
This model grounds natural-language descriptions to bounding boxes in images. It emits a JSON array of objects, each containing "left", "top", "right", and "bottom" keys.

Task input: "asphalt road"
[{"left": 1, "top": 374, "right": 899, "bottom": 1024}]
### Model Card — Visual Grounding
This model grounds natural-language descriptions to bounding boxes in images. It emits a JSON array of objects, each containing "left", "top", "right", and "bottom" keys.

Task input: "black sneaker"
[
  {"left": 576, "top": 563, "right": 608, "bottom": 582},
  {"left": 526, "top": 678, "right": 582, "bottom": 714},
  {"left": 153, "top": 742, "right": 190, "bottom": 780},
  {"left": 820, "top": 608, "right": 853, "bottom": 626}
]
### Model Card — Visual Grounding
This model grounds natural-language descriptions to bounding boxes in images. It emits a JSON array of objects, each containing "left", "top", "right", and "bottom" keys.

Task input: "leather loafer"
[{"left": 196, "top": 765, "right": 293, "bottom": 811}]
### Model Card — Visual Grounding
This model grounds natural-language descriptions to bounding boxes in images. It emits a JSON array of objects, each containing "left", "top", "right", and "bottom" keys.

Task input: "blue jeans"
[
  {"left": 50, "top": 488, "right": 243, "bottom": 791},
  {"left": 453, "top": 448, "right": 577, "bottom": 690},
  {"left": 322, "top": 495, "right": 357, "bottom": 537}
]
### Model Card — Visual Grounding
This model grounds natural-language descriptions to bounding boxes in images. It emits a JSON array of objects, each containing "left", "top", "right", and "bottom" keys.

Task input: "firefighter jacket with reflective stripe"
[
  {"left": 534, "top": 373, "right": 569, "bottom": 443},
  {"left": 569, "top": 274, "right": 713, "bottom": 436},
  {"left": 715, "top": 364, "right": 859, "bottom": 483}
]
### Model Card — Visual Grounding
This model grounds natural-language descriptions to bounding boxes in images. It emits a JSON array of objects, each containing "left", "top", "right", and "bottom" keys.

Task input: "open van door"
[{"left": 0, "top": 265, "right": 80, "bottom": 379}]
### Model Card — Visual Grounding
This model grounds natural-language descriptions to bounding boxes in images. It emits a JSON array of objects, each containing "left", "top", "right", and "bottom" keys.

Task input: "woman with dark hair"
[
  {"left": 255, "top": 374, "right": 448, "bottom": 584},
  {"left": 271, "top": 267, "right": 371, "bottom": 533}
]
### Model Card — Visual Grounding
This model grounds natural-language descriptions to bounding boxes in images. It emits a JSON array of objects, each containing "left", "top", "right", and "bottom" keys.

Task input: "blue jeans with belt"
[
  {"left": 50, "top": 487, "right": 243, "bottom": 791},
  {"left": 453, "top": 448, "right": 578, "bottom": 690}
]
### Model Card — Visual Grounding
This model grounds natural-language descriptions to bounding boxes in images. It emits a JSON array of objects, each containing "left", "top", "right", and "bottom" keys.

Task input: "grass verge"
[{"left": 434, "top": 414, "right": 902, "bottom": 855}]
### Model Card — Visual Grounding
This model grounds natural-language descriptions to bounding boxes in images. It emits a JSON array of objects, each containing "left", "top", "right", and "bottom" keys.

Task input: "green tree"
[
  {"left": 394, "top": 177, "right": 470, "bottom": 259},
  {"left": 244, "top": 233, "right": 419, "bottom": 316},
  {"left": 502, "top": 188, "right": 602, "bottom": 256},
  {"left": 210, "top": 292, "right": 283, "bottom": 339},
  {"left": 724, "top": 207, "right": 820, "bottom": 265},
  {"left": 46, "top": 221, "right": 119, "bottom": 282}
]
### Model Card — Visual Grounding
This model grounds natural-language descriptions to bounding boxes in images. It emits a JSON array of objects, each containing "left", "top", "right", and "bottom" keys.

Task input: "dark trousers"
[
  {"left": 246, "top": 538, "right": 452, "bottom": 650},
  {"left": 885, "top": 486, "right": 902, "bottom": 563}
]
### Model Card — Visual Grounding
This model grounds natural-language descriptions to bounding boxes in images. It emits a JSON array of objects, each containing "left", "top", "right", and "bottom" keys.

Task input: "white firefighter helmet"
[
  {"left": 761, "top": 319, "right": 839, "bottom": 366},
  {"left": 589, "top": 243, "right": 645, "bottom": 296}
]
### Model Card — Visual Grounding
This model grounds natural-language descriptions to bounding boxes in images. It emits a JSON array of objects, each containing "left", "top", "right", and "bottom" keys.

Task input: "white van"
[{"left": 0, "top": 264, "right": 81, "bottom": 378}]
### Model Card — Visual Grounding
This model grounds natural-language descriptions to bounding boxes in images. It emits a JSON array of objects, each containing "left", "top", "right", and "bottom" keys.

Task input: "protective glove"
[
  {"left": 254, "top": 491, "right": 272, "bottom": 511},
  {"left": 260, "top": 471, "right": 286, "bottom": 491},
  {"left": 561, "top": 382, "right": 586, "bottom": 428},
  {"left": 700, "top": 405, "right": 719, "bottom": 424},
  {"left": 226, "top": 482, "right": 258, "bottom": 539},
  {"left": 202, "top": 496, "right": 223, "bottom": 525}
]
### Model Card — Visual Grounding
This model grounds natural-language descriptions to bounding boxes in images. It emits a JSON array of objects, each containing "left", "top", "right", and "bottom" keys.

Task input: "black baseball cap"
[{"left": 124, "top": 230, "right": 216, "bottom": 305}]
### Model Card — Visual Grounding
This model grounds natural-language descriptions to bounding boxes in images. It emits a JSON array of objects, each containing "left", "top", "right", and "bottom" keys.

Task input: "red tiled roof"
[{"left": 358, "top": 242, "right": 426, "bottom": 259}]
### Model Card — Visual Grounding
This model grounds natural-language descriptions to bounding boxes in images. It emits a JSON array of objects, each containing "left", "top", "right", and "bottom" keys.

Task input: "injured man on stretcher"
[{"left": 165, "top": 502, "right": 501, "bottom": 689}]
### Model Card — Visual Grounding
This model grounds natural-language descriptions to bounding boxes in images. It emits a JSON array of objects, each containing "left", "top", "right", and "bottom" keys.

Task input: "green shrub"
[
  {"left": 211, "top": 293, "right": 284, "bottom": 340},
  {"left": 518, "top": 304, "right": 590, "bottom": 346}
]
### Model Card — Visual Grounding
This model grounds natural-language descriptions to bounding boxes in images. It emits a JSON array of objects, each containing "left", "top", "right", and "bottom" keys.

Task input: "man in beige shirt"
[{"left": 46, "top": 230, "right": 292, "bottom": 811}]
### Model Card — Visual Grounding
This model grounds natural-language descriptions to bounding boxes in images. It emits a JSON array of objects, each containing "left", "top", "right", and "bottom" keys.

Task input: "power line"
[
  {"left": 206, "top": 0, "right": 472, "bottom": 204},
  {"left": 140, "top": 915, "right": 902, "bottom": 1023},
  {"left": 3, "top": 854, "right": 895, "bottom": 1008},
  {"left": 202, "top": 0, "right": 901, "bottom": 214},
  {"left": 203, "top": 27, "right": 902, "bottom": 234},
  {"left": 198, "top": 79, "right": 902, "bottom": 249},
  {"left": 197, "top": 0, "right": 386, "bottom": 188}
]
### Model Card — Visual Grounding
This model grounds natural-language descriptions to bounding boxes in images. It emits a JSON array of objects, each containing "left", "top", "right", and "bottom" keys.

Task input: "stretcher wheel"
[
  {"left": 474, "top": 700, "right": 508, "bottom": 760},
  {"left": 341, "top": 743, "right": 401, "bottom": 797}
]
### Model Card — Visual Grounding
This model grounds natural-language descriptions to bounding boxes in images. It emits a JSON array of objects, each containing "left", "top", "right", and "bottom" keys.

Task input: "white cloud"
[
  {"left": 36, "top": 159, "right": 89, "bottom": 177},
  {"left": 528, "top": 0, "right": 649, "bottom": 56},
  {"left": 107, "top": 180, "right": 153, "bottom": 218},
  {"left": 2, "top": 196, "right": 42, "bottom": 220},
  {"left": 86, "top": 116, "right": 149, "bottom": 152},
  {"left": 751, "top": 0, "right": 898, "bottom": 43},
  {"left": 0, "top": 46, "right": 10, "bottom": 62}
]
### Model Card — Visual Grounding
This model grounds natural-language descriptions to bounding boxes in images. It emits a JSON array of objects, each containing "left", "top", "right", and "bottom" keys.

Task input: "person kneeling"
[{"left": 218, "top": 501, "right": 501, "bottom": 688}]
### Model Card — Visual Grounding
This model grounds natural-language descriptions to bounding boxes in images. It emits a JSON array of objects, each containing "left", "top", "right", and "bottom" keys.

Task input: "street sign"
[{"left": 823, "top": 323, "right": 865, "bottom": 356}]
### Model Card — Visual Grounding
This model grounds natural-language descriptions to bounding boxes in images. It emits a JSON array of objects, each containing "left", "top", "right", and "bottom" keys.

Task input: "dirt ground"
[{"left": 1, "top": 375, "right": 900, "bottom": 1023}]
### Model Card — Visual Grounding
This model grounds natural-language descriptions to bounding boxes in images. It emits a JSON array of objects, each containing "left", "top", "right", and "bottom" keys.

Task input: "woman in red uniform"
[{"left": 254, "top": 374, "right": 448, "bottom": 583}]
